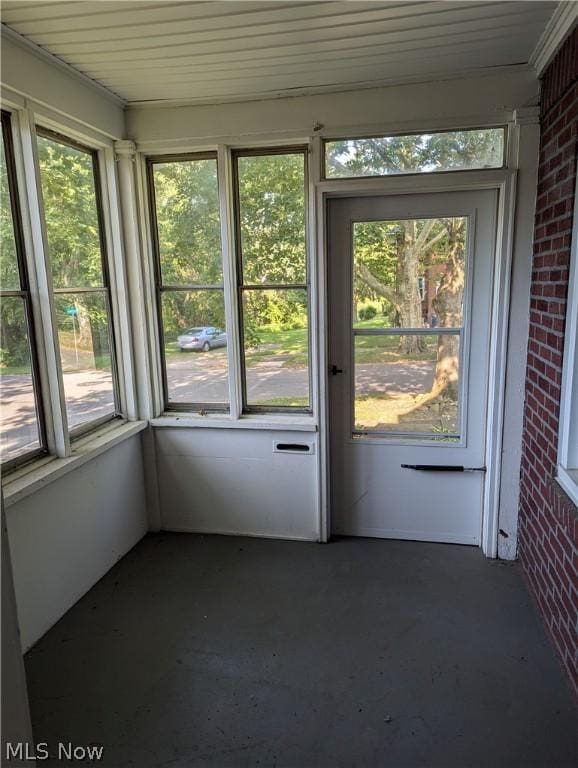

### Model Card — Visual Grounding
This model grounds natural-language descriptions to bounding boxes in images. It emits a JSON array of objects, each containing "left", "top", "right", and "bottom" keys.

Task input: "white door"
[{"left": 328, "top": 190, "right": 497, "bottom": 545}]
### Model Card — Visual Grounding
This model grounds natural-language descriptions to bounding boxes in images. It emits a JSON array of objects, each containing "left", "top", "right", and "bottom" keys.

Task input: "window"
[
  {"left": 234, "top": 148, "right": 311, "bottom": 412},
  {"left": 0, "top": 111, "right": 45, "bottom": 467},
  {"left": 148, "top": 154, "right": 228, "bottom": 410},
  {"left": 324, "top": 128, "right": 505, "bottom": 179},
  {"left": 36, "top": 129, "right": 119, "bottom": 434},
  {"left": 557, "top": 173, "right": 578, "bottom": 505},
  {"left": 352, "top": 217, "right": 466, "bottom": 439}
]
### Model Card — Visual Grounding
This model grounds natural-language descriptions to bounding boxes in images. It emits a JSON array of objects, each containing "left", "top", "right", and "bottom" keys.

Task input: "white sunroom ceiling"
[{"left": 1, "top": 0, "right": 559, "bottom": 105}]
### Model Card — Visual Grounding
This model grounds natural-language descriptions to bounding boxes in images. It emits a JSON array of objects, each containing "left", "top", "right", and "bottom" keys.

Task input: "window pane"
[
  {"left": 326, "top": 128, "right": 504, "bottom": 179},
  {"left": 353, "top": 217, "right": 466, "bottom": 329},
  {"left": 54, "top": 292, "right": 116, "bottom": 430},
  {"left": 37, "top": 135, "right": 104, "bottom": 289},
  {"left": 161, "top": 290, "right": 228, "bottom": 406},
  {"left": 0, "top": 297, "right": 41, "bottom": 461},
  {"left": 0, "top": 124, "right": 20, "bottom": 290},
  {"left": 237, "top": 152, "right": 306, "bottom": 285},
  {"left": 243, "top": 289, "right": 309, "bottom": 408},
  {"left": 354, "top": 333, "right": 460, "bottom": 438},
  {"left": 152, "top": 158, "right": 222, "bottom": 286}
]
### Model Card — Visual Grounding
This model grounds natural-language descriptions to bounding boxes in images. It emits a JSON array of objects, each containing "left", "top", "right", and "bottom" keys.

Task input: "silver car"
[{"left": 177, "top": 326, "right": 227, "bottom": 352}]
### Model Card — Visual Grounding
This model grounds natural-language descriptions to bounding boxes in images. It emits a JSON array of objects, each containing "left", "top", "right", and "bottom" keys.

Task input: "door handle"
[
  {"left": 401, "top": 464, "right": 486, "bottom": 472},
  {"left": 330, "top": 364, "right": 344, "bottom": 376}
]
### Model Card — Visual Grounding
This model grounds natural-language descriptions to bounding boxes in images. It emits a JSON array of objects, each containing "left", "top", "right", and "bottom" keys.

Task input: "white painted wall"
[
  {"left": 0, "top": 29, "right": 125, "bottom": 140},
  {"left": 128, "top": 68, "right": 539, "bottom": 147},
  {"left": 155, "top": 429, "right": 319, "bottom": 541},
  {"left": 5, "top": 435, "right": 148, "bottom": 651}
]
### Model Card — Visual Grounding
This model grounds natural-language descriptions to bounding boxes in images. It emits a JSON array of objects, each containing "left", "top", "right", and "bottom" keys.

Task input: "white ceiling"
[{"left": 1, "top": 1, "right": 560, "bottom": 106}]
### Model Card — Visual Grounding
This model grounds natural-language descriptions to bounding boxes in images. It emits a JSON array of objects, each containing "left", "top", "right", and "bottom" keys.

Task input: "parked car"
[{"left": 177, "top": 326, "right": 227, "bottom": 352}]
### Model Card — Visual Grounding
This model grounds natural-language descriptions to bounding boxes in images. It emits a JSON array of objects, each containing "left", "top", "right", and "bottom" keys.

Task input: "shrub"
[{"left": 359, "top": 305, "right": 378, "bottom": 321}]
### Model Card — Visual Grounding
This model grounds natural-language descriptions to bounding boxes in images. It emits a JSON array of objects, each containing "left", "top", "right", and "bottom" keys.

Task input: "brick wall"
[{"left": 518, "top": 27, "right": 578, "bottom": 699}]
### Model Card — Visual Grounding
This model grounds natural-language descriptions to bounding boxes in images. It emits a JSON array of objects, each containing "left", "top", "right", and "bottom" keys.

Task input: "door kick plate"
[{"left": 401, "top": 464, "right": 486, "bottom": 472}]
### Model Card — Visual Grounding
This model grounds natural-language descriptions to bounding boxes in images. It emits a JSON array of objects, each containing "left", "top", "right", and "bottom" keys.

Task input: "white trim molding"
[
  {"left": 530, "top": 1, "right": 578, "bottom": 77},
  {"left": 0, "top": 25, "right": 125, "bottom": 109}
]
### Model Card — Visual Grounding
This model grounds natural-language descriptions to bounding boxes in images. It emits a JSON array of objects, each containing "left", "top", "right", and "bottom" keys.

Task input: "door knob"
[{"left": 330, "top": 364, "right": 344, "bottom": 375}]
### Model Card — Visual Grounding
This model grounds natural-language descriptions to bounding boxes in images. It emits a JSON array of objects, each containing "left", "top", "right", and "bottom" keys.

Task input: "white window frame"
[
  {"left": 0, "top": 109, "right": 47, "bottom": 469},
  {"left": 1, "top": 100, "right": 137, "bottom": 478},
  {"left": 232, "top": 145, "right": 312, "bottom": 416},
  {"left": 557, "top": 167, "right": 578, "bottom": 506},
  {"left": 146, "top": 151, "right": 229, "bottom": 413},
  {"left": 142, "top": 142, "right": 315, "bottom": 421},
  {"left": 35, "top": 125, "right": 122, "bottom": 438}
]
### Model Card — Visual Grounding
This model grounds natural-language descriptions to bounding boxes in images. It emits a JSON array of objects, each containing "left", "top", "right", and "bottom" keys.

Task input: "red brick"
[{"left": 520, "top": 27, "right": 578, "bottom": 701}]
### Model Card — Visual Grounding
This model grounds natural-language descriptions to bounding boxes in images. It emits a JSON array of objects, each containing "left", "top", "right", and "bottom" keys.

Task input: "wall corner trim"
[
  {"left": 514, "top": 106, "right": 541, "bottom": 126},
  {"left": 529, "top": 1, "right": 578, "bottom": 77},
  {"left": 115, "top": 140, "right": 137, "bottom": 159}
]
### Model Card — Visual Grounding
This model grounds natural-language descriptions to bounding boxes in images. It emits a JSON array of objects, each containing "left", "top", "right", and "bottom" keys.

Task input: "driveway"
[
  {"left": 165, "top": 351, "right": 435, "bottom": 403},
  {"left": 1, "top": 356, "right": 435, "bottom": 458}
]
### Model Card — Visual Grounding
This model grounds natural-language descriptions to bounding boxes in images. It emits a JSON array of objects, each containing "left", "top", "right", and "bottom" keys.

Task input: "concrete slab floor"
[{"left": 25, "top": 534, "right": 578, "bottom": 768}]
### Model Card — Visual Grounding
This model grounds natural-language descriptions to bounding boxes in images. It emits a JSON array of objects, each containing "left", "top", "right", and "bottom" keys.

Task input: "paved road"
[
  {"left": 166, "top": 350, "right": 435, "bottom": 403},
  {"left": 0, "top": 370, "right": 114, "bottom": 461},
  {"left": 1, "top": 354, "right": 435, "bottom": 458}
]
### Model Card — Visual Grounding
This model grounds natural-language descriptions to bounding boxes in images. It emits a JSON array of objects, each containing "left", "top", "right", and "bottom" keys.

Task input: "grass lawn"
[
  {"left": 249, "top": 395, "right": 310, "bottom": 407},
  {"left": 355, "top": 391, "right": 458, "bottom": 434},
  {"left": 1, "top": 353, "right": 111, "bottom": 376},
  {"left": 164, "top": 328, "right": 309, "bottom": 368},
  {"left": 164, "top": 322, "right": 441, "bottom": 368},
  {"left": 0, "top": 364, "right": 31, "bottom": 376}
]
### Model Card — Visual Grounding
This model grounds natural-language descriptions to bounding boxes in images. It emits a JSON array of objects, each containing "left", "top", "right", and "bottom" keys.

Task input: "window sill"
[
  {"left": 556, "top": 466, "right": 578, "bottom": 509},
  {"left": 151, "top": 413, "right": 318, "bottom": 432},
  {"left": 2, "top": 420, "right": 148, "bottom": 508}
]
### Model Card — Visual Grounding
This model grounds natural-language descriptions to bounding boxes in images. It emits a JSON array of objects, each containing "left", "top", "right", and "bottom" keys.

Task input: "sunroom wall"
[
  {"left": 129, "top": 69, "right": 541, "bottom": 545},
  {"left": 127, "top": 69, "right": 539, "bottom": 148},
  {"left": 1, "top": 32, "right": 150, "bottom": 650},
  {"left": 1, "top": 35, "right": 547, "bottom": 643}
]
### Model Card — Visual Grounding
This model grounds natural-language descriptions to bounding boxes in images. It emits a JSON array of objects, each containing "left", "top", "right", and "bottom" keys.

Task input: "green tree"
[
  {"left": 37, "top": 136, "right": 111, "bottom": 366},
  {"left": 0, "top": 130, "right": 28, "bottom": 367},
  {"left": 237, "top": 153, "right": 307, "bottom": 343}
]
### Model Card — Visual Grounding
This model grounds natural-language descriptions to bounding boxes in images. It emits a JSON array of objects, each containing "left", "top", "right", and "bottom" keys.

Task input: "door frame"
[{"left": 315, "top": 164, "right": 517, "bottom": 556}]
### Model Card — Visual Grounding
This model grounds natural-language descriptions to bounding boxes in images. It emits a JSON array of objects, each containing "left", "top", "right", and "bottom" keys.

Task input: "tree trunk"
[
  {"left": 398, "top": 222, "right": 424, "bottom": 354},
  {"left": 431, "top": 221, "right": 465, "bottom": 399}
]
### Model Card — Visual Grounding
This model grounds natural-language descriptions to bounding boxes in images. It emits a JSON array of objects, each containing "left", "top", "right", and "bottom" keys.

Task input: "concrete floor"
[{"left": 25, "top": 534, "right": 578, "bottom": 768}]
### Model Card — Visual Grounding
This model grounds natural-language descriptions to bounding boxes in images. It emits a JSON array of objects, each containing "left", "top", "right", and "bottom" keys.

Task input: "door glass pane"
[
  {"left": 353, "top": 217, "right": 467, "bottom": 329},
  {"left": 354, "top": 333, "right": 460, "bottom": 438},
  {"left": 0, "top": 298, "right": 41, "bottom": 461},
  {"left": 54, "top": 292, "right": 116, "bottom": 430},
  {"left": 37, "top": 135, "right": 104, "bottom": 289},
  {"left": 151, "top": 158, "right": 222, "bottom": 286},
  {"left": 325, "top": 128, "right": 504, "bottom": 178},
  {"left": 0, "top": 132, "right": 20, "bottom": 290},
  {"left": 237, "top": 152, "right": 306, "bottom": 285},
  {"left": 243, "top": 288, "right": 309, "bottom": 408},
  {"left": 161, "top": 290, "right": 228, "bottom": 406}
]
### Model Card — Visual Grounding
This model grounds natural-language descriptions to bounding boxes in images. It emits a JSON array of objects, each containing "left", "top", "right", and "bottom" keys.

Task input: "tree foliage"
[
  {"left": 326, "top": 129, "right": 503, "bottom": 177},
  {"left": 2, "top": 130, "right": 500, "bottom": 405},
  {"left": 0, "top": 132, "right": 28, "bottom": 366},
  {"left": 342, "top": 130, "right": 500, "bottom": 391},
  {"left": 153, "top": 153, "right": 309, "bottom": 344},
  {"left": 153, "top": 158, "right": 225, "bottom": 335},
  {"left": 237, "top": 153, "right": 307, "bottom": 336}
]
